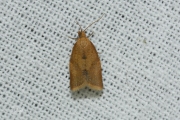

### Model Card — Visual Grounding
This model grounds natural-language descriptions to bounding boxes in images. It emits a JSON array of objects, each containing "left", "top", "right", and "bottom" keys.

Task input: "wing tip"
[
  {"left": 70, "top": 83, "right": 87, "bottom": 92},
  {"left": 70, "top": 83, "right": 103, "bottom": 91},
  {"left": 88, "top": 84, "right": 103, "bottom": 91}
]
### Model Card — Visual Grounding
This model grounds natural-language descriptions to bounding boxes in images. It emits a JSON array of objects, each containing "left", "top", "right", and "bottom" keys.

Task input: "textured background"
[{"left": 0, "top": 0, "right": 180, "bottom": 120}]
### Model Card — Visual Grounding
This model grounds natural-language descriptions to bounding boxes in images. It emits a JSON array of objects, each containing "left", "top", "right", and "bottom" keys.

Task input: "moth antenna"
[
  {"left": 84, "top": 14, "right": 104, "bottom": 31},
  {"left": 75, "top": 21, "right": 82, "bottom": 31}
]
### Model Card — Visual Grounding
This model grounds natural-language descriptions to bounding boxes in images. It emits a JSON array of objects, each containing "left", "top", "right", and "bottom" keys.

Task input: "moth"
[{"left": 69, "top": 15, "right": 104, "bottom": 91}]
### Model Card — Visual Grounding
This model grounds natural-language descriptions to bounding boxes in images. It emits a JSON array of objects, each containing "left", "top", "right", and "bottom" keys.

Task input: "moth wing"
[
  {"left": 69, "top": 41, "right": 87, "bottom": 91},
  {"left": 70, "top": 38, "right": 103, "bottom": 91},
  {"left": 85, "top": 41, "right": 103, "bottom": 90}
]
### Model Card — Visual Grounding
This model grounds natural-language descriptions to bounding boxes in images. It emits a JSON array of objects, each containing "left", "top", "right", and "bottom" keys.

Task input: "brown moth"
[{"left": 69, "top": 15, "right": 104, "bottom": 91}]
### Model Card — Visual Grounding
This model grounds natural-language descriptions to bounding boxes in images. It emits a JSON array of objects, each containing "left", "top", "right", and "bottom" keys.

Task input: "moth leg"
[
  {"left": 98, "top": 52, "right": 102, "bottom": 54},
  {"left": 87, "top": 31, "right": 94, "bottom": 38},
  {"left": 67, "top": 36, "right": 78, "bottom": 40}
]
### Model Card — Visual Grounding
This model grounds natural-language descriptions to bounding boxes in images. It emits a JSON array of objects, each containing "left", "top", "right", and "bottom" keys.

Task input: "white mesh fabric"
[{"left": 0, "top": 0, "right": 180, "bottom": 120}]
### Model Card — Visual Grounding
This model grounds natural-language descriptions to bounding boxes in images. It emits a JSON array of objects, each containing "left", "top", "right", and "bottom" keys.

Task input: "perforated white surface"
[{"left": 0, "top": 0, "right": 180, "bottom": 120}]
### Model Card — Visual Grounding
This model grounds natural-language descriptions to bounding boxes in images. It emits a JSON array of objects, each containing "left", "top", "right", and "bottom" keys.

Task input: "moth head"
[
  {"left": 78, "top": 30, "right": 86, "bottom": 37},
  {"left": 75, "top": 14, "right": 104, "bottom": 38}
]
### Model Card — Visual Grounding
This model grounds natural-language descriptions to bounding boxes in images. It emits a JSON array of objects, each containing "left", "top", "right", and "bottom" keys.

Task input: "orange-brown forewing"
[{"left": 69, "top": 31, "right": 103, "bottom": 91}]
